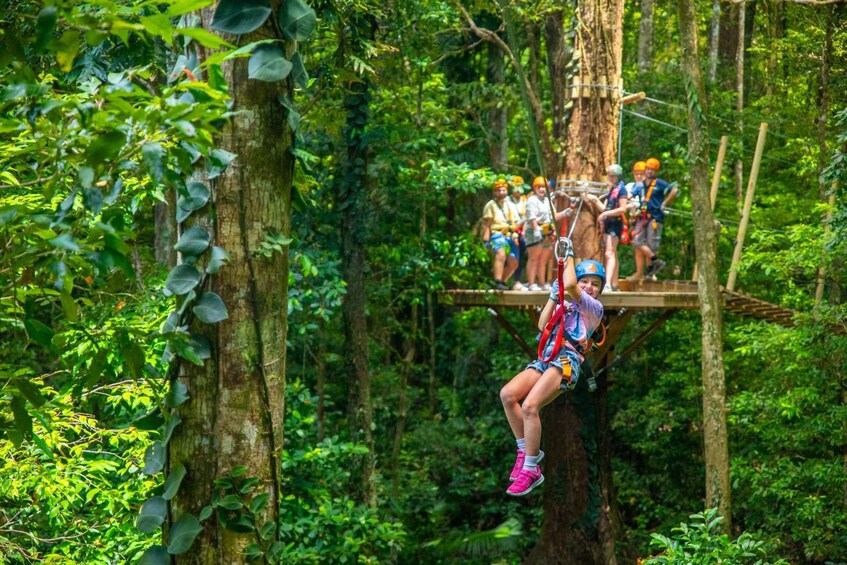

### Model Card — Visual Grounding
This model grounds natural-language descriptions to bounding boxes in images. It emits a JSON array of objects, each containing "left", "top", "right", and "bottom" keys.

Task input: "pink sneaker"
[
  {"left": 506, "top": 467, "right": 544, "bottom": 496},
  {"left": 509, "top": 449, "right": 545, "bottom": 481}
]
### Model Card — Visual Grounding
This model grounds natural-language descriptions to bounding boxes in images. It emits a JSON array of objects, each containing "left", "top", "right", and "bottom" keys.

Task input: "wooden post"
[
  {"left": 727, "top": 123, "right": 768, "bottom": 291},
  {"left": 815, "top": 188, "right": 838, "bottom": 308},
  {"left": 693, "top": 135, "right": 728, "bottom": 281}
]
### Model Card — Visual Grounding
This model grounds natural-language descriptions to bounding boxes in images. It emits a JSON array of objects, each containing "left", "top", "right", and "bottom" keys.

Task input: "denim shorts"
[
  {"left": 490, "top": 232, "right": 519, "bottom": 259},
  {"left": 526, "top": 346, "right": 582, "bottom": 391}
]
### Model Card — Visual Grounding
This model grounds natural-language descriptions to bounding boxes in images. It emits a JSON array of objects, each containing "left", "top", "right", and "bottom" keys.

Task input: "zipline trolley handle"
[{"left": 554, "top": 237, "right": 572, "bottom": 262}]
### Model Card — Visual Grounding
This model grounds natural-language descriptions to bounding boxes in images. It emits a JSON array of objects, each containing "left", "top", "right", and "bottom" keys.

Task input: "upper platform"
[{"left": 439, "top": 279, "right": 797, "bottom": 328}]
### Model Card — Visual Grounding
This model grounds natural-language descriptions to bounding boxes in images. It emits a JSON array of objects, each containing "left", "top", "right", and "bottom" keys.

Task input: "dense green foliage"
[{"left": 1, "top": 0, "right": 845, "bottom": 563}]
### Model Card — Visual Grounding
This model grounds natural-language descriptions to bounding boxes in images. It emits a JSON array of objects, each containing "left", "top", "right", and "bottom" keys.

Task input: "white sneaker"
[
  {"left": 542, "top": 283, "right": 552, "bottom": 291},
  {"left": 603, "top": 284, "right": 613, "bottom": 292},
  {"left": 513, "top": 282, "right": 528, "bottom": 291},
  {"left": 528, "top": 284, "right": 542, "bottom": 291}
]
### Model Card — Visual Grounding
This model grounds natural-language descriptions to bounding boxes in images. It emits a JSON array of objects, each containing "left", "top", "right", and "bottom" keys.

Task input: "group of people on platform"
[
  {"left": 480, "top": 158, "right": 678, "bottom": 293},
  {"left": 481, "top": 159, "right": 679, "bottom": 497}
]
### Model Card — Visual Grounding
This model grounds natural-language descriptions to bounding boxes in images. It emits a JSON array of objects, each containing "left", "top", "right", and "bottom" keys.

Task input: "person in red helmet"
[
  {"left": 500, "top": 238, "right": 604, "bottom": 497},
  {"left": 630, "top": 158, "right": 677, "bottom": 280}
]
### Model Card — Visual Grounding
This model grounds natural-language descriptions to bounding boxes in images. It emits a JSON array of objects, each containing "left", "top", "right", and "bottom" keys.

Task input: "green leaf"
[
  {"left": 259, "top": 520, "right": 276, "bottom": 540},
  {"left": 56, "top": 29, "right": 80, "bottom": 72},
  {"left": 174, "top": 226, "right": 211, "bottom": 256},
  {"left": 160, "top": 311, "right": 180, "bottom": 334},
  {"left": 249, "top": 493, "right": 269, "bottom": 514},
  {"left": 121, "top": 341, "right": 146, "bottom": 379},
  {"left": 0, "top": 206, "right": 18, "bottom": 225},
  {"left": 162, "top": 463, "right": 187, "bottom": 500},
  {"left": 184, "top": 182, "right": 211, "bottom": 209},
  {"left": 167, "top": 0, "right": 215, "bottom": 17},
  {"left": 24, "top": 319, "right": 54, "bottom": 349},
  {"left": 248, "top": 45, "right": 292, "bottom": 82},
  {"left": 291, "top": 51, "right": 308, "bottom": 89},
  {"left": 188, "top": 334, "right": 211, "bottom": 360},
  {"left": 198, "top": 506, "right": 213, "bottom": 521},
  {"left": 49, "top": 233, "right": 80, "bottom": 251},
  {"left": 231, "top": 465, "right": 248, "bottom": 477},
  {"left": 82, "top": 187, "right": 104, "bottom": 215},
  {"left": 85, "top": 130, "right": 125, "bottom": 165},
  {"left": 165, "top": 264, "right": 201, "bottom": 295},
  {"left": 162, "top": 413, "right": 182, "bottom": 443},
  {"left": 16, "top": 379, "right": 45, "bottom": 408},
  {"left": 138, "top": 545, "right": 169, "bottom": 565},
  {"left": 211, "top": 0, "right": 272, "bottom": 35},
  {"left": 142, "top": 441, "right": 166, "bottom": 475},
  {"left": 168, "top": 513, "right": 204, "bottom": 554},
  {"left": 206, "top": 149, "right": 236, "bottom": 179},
  {"left": 206, "top": 246, "right": 230, "bottom": 274},
  {"left": 279, "top": 0, "right": 316, "bottom": 42},
  {"left": 217, "top": 494, "right": 243, "bottom": 510},
  {"left": 165, "top": 380, "right": 189, "bottom": 408},
  {"left": 193, "top": 292, "right": 229, "bottom": 323},
  {"left": 142, "top": 142, "right": 165, "bottom": 183},
  {"left": 136, "top": 496, "right": 167, "bottom": 533},
  {"left": 178, "top": 27, "right": 235, "bottom": 49},
  {"left": 35, "top": 7, "right": 57, "bottom": 51},
  {"left": 11, "top": 396, "right": 32, "bottom": 436}
]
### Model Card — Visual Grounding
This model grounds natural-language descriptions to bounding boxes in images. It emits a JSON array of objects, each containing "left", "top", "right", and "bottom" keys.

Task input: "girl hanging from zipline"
[{"left": 499, "top": 237, "right": 605, "bottom": 496}]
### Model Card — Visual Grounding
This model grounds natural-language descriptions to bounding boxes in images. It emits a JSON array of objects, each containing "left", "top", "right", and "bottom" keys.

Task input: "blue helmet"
[{"left": 575, "top": 260, "right": 606, "bottom": 289}]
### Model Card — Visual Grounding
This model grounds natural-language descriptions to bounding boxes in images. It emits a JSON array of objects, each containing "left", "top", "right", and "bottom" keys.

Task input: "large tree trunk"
[
  {"left": 545, "top": 10, "right": 569, "bottom": 147},
  {"left": 560, "top": 0, "right": 623, "bottom": 260},
  {"left": 340, "top": 78, "right": 377, "bottom": 507},
  {"left": 530, "top": 1, "right": 623, "bottom": 563},
  {"left": 637, "top": 0, "right": 654, "bottom": 75},
  {"left": 678, "top": 0, "right": 731, "bottom": 529},
  {"left": 486, "top": 42, "right": 508, "bottom": 169},
  {"left": 169, "top": 4, "right": 292, "bottom": 562}
]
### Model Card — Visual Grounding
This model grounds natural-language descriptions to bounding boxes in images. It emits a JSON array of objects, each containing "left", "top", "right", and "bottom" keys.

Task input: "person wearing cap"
[
  {"left": 630, "top": 158, "right": 677, "bottom": 280},
  {"left": 508, "top": 176, "right": 529, "bottom": 291},
  {"left": 482, "top": 178, "right": 521, "bottom": 290},
  {"left": 499, "top": 241, "right": 605, "bottom": 497},
  {"left": 596, "top": 164, "right": 629, "bottom": 291}
]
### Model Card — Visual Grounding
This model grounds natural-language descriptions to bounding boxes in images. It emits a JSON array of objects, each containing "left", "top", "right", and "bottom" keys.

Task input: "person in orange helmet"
[
  {"left": 629, "top": 158, "right": 678, "bottom": 280},
  {"left": 482, "top": 178, "right": 522, "bottom": 290}
]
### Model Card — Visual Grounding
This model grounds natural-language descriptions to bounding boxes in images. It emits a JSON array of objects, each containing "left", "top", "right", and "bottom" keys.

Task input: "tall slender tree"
[{"left": 677, "top": 0, "right": 731, "bottom": 529}]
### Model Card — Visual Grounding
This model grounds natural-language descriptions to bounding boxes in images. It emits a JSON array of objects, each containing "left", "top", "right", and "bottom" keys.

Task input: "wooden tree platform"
[
  {"left": 439, "top": 279, "right": 797, "bottom": 327},
  {"left": 439, "top": 280, "right": 800, "bottom": 366}
]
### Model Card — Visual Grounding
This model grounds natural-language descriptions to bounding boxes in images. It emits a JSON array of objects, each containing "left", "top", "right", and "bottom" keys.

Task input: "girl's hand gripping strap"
[{"left": 537, "top": 238, "right": 572, "bottom": 363}]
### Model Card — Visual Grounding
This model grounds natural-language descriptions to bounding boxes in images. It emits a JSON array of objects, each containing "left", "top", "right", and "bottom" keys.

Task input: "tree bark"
[
  {"left": 707, "top": 0, "right": 720, "bottom": 83},
  {"left": 678, "top": 0, "right": 731, "bottom": 529},
  {"left": 735, "top": 0, "right": 746, "bottom": 203},
  {"left": 169, "top": 3, "right": 293, "bottom": 562},
  {"left": 530, "top": 1, "right": 624, "bottom": 562},
  {"left": 154, "top": 194, "right": 177, "bottom": 267},
  {"left": 486, "top": 42, "right": 508, "bottom": 169},
  {"left": 340, "top": 78, "right": 377, "bottom": 507},
  {"left": 637, "top": 0, "right": 654, "bottom": 75},
  {"left": 561, "top": 0, "right": 623, "bottom": 261},
  {"left": 545, "top": 10, "right": 569, "bottom": 149}
]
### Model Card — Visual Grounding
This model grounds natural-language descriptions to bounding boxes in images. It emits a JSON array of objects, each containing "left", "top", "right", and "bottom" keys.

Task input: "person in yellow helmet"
[
  {"left": 482, "top": 178, "right": 522, "bottom": 290},
  {"left": 629, "top": 158, "right": 678, "bottom": 280}
]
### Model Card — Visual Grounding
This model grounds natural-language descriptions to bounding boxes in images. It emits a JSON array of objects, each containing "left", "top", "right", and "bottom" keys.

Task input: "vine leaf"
[
  {"left": 165, "top": 381, "right": 189, "bottom": 408},
  {"left": 193, "top": 292, "right": 229, "bottom": 323},
  {"left": 162, "top": 463, "right": 187, "bottom": 500},
  {"left": 168, "top": 513, "right": 204, "bottom": 554},
  {"left": 136, "top": 496, "right": 167, "bottom": 533},
  {"left": 291, "top": 52, "right": 309, "bottom": 89},
  {"left": 165, "top": 264, "right": 201, "bottom": 295},
  {"left": 138, "top": 545, "right": 169, "bottom": 565},
  {"left": 206, "top": 246, "right": 230, "bottom": 274},
  {"left": 142, "top": 441, "right": 166, "bottom": 475},
  {"left": 248, "top": 44, "right": 292, "bottom": 82},
  {"left": 279, "top": 0, "right": 316, "bottom": 42},
  {"left": 174, "top": 226, "right": 211, "bottom": 256},
  {"left": 211, "top": 0, "right": 271, "bottom": 35}
]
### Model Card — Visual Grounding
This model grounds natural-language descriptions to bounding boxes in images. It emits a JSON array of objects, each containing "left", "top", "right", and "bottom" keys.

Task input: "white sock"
[
  {"left": 522, "top": 454, "right": 539, "bottom": 471},
  {"left": 516, "top": 438, "right": 526, "bottom": 452}
]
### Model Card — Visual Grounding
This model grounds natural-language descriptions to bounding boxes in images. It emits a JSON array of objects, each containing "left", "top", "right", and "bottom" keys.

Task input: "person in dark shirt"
[
  {"left": 597, "top": 164, "right": 628, "bottom": 291},
  {"left": 630, "top": 158, "right": 678, "bottom": 280}
]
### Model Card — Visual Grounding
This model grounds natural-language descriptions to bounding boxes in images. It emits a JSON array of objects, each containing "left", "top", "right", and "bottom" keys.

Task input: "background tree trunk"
[
  {"left": 678, "top": 0, "right": 731, "bottom": 529},
  {"left": 735, "top": 0, "right": 746, "bottom": 203},
  {"left": 637, "top": 0, "right": 654, "bottom": 75},
  {"left": 531, "top": 1, "right": 624, "bottom": 562},
  {"left": 341, "top": 78, "right": 377, "bottom": 507},
  {"left": 486, "top": 42, "right": 508, "bottom": 169},
  {"left": 170, "top": 4, "right": 292, "bottom": 562},
  {"left": 707, "top": 0, "right": 721, "bottom": 84}
]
